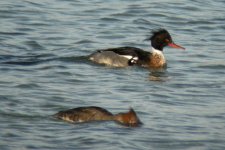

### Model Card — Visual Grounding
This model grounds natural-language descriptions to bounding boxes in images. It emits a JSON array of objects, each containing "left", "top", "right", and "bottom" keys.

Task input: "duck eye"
[{"left": 165, "top": 39, "right": 170, "bottom": 43}]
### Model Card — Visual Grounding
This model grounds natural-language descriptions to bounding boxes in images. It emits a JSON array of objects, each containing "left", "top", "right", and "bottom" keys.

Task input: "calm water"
[{"left": 0, "top": 0, "right": 225, "bottom": 149}]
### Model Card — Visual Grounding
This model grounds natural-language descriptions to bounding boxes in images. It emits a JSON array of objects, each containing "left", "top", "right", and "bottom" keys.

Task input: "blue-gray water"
[{"left": 0, "top": 0, "right": 225, "bottom": 150}]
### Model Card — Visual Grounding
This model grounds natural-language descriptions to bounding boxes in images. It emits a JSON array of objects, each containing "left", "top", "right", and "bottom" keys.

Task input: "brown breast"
[{"left": 148, "top": 52, "right": 166, "bottom": 68}]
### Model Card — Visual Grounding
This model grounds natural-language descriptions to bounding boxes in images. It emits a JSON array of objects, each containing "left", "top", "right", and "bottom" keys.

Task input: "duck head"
[
  {"left": 148, "top": 29, "right": 185, "bottom": 51},
  {"left": 114, "top": 108, "right": 142, "bottom": 127}
]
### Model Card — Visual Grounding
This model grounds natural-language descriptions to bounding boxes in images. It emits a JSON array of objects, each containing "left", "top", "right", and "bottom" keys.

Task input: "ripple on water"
[
  {"left": 198, "top": 63, "right": 225, "bottom": 70},
  {"left": 14, "top": 83, "right": 41, "bottom": 89}
]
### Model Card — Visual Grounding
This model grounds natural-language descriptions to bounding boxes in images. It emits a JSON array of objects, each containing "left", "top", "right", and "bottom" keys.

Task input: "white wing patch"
[
  {"left": 120, "top": 55, "right": 138, "bottom": 65},
  {"left": 121, "top": 55, "right": 138, "bottom": 60},
  {"left": 121, "top": 55, "right": 133, "bottom": 59}
]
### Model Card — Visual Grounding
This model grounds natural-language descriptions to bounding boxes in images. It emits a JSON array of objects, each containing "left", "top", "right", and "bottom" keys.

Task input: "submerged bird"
[
  {"left": 88, "top": 29, "right": 185, "bottom": 68},
  {"left": 54, "top": 106, "right": 142, "bottom": 127}
]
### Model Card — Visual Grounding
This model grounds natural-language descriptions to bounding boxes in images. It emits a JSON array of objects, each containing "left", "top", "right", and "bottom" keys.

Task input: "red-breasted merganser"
[
  {"left": 54, "top": 106, "right": 141, "bottom": 127},
  {"left": 88, "top": 29, "right": 185, "bottom": 68}
]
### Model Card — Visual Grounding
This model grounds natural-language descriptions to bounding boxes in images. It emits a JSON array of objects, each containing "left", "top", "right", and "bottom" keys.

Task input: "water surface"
[{"left": 0, "top": 0, "right": 225, "bottom": 150}]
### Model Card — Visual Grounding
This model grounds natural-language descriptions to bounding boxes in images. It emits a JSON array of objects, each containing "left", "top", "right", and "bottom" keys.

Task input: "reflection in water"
[{"left": 149, "top": 69, "right": 170, "bottom": 81}]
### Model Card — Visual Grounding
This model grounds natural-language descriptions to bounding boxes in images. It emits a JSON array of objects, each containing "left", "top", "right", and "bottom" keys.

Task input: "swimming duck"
[
  {"left": 54, "top": 106, "right": 141, "bottom": 127},
  {"left": 88, "top": 29, "right": 185, "bottom": 68}
]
